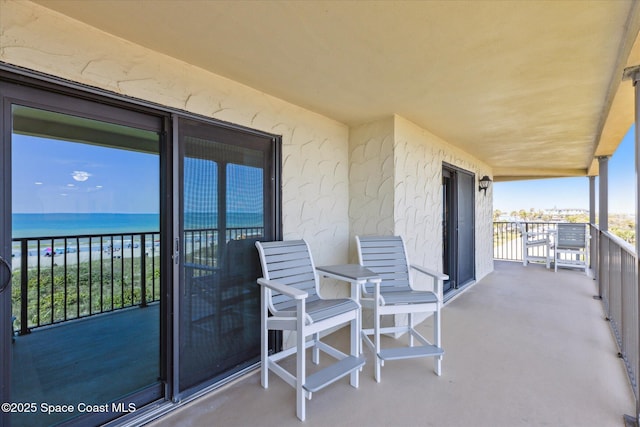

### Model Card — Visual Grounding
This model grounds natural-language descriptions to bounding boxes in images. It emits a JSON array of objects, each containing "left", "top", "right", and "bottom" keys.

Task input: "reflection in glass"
[
  {"left": 179, "top": 132, "right": 264, "bottom": 391},
  {"left": 10, "top": 106, "right": 160, "bottom": 426}
]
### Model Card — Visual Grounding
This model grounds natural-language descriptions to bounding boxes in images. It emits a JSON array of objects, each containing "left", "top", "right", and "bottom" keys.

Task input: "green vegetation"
[
  {"left": 494, "top": 209, "right": 636, "bottom": 245},
  {"left": 609, "top": 217, "right": 636, "bottom": 245},
  {"left": 11, "top": 256, "right": 160, "bottom": 332}
]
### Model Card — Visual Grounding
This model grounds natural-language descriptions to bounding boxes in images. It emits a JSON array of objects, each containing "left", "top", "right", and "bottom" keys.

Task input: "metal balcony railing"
[
  {"left": 493, "top": 221, "right": 558, "bottom": 262},
  {"left": 593, "top": 226, "right": 640, "bottom": 424},
  {"left": 11, "top": 232, "right": 161, "bottom": 335},
  {"left": 11, "top": 226, "right": 263, "bottom": 335}
]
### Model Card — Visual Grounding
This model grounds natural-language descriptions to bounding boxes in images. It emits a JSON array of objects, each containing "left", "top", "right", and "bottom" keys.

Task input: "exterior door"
[
  {"left": 442, "top": 165, "right": 475, "bottom": 292},
  {"left": 0, "top": 80, "right": 167, "bottom": 427},
  {"left": 456, "top": 171, "right": 475, "bottom": 285},
  {"left": 1, "top": 70, "right": 282, "bottom": 426},
  {"left": 176, "top": 117, "right": 279, "bottom": 395}
]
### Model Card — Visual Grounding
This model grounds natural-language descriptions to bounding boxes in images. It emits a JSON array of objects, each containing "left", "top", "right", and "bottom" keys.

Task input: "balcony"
[
  {"left": 7, "top": 222, "right": 638, "bottom": 426},
  {"left": 147, "top": 245, "right": 635, "bottom": 426},
  {"left": 10, "top": 305, "right": 159, "bottom": 427}
]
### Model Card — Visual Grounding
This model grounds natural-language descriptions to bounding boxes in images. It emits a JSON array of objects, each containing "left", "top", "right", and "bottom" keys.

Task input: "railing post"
[
  {"left": 589, "top": 177, "right": 597, "bottom": 278},
  {"left": 140, "top": 234, "right": 147, "bottom": 308},
  {"left": 20, "top": 240, "right": 30, "bottom": 335}
]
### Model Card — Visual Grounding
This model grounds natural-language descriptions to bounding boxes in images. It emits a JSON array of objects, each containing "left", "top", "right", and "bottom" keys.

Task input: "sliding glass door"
[
  {"left": 177, "top": 117, "right": 278, "bottom": 394},
  {"left": 442, "top": 165, "right": 475, "bottom": 293},
  {"left": 0, "top": 70, "right": 281, "bottom": 426},
  {"left": 1, "top": 81, "right": 166, "bottom": 426}
]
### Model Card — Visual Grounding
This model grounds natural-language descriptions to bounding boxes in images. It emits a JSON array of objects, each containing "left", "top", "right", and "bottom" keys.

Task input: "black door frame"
[
  {"left": 173, "top": 115, "right": 281, "bottom": 398},
  {"left": 0, "top": 76, "right": 169, "bottom": 427},
  {"left": 0, "top": 65, "right": 282, "bottom": 426},
  {"left": 442, "top": 163, "right": 476, "bottom": 292}
]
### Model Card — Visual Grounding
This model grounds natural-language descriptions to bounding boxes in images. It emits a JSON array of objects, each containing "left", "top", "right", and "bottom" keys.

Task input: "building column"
[
  {"left": 589, "top": 176, "right": 596, "bottom": 275},
  {"left": 624, "top": 65, "right": 640, "bottom": 426},
  {"left": 624, "top": 65, "right": 640, "bottom": 255},
  {"left": 598, "top": 156, "right": 609, "bottom": 232},
  {"left": 636, "top": 77, "right": 640, "bottom": 257},
  {"left": 589, "top": 176, "right": 596, "bottom": 225}
]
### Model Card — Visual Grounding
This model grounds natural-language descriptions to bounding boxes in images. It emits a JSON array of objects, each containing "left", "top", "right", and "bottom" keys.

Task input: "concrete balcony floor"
[{"left": 150, "top": 261, "right": 634, "bottom": 427}]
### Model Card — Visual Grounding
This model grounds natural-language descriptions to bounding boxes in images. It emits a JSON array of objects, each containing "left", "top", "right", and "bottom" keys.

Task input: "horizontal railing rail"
[
  {"left": 493, "top": 221, "right": 571, "bottom": 262},
  {"left": 11, "top": 226, "right": 263, "bottom": 334}
]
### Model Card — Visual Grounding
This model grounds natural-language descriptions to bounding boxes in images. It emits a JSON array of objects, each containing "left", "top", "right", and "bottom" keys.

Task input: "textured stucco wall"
[
  {"left": 348, "top": 117, "right": 396, "bottom": 259},
  {"left": 394, "top": 116, "right": 493, "bottom": 283},
  {"left": 350, "top": 115, "right": 493, "bottom": 283},
  {"left": 0, "top": 0, "right": 350, "bottom": 269},
  {"left": 2, "top": 1, "right": 494, "bottom": 341}
]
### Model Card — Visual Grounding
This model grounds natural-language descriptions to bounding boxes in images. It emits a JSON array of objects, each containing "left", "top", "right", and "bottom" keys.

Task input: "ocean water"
[
  {"left": 12, "top": 212, "right": 263, "bottom": 238},
  {"left": 12, "top": 213, "right": 160, "bottom": 238}
]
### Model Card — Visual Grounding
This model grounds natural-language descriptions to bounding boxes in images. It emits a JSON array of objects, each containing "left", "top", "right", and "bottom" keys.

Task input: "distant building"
[{"left": 543, "top": 208, "right": 589, "bottom": 216}]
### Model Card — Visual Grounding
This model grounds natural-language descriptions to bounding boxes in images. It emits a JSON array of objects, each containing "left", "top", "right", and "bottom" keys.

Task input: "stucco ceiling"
[{"left": 33, "top": 0, "right": 640, "bottom": 181}]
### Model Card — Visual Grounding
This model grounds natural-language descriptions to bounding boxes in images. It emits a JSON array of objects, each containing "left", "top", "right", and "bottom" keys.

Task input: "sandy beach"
[{"left": 11, "top": 243, "right": 159, "bottom": 270}]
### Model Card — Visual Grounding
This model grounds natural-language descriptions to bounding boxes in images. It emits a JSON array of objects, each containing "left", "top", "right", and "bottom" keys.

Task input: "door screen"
[{"left": 178, "top": 118, "right": 277, "bottom": 392}]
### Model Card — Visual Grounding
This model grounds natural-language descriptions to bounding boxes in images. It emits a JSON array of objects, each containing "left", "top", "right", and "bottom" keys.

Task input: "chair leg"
[
  {"left": 434, "top": 307, "right": 442, "bottom": 376},
  {"left": 408, "top": 312, "right": 414, "bottom": 347},
  {"left": 349, "top": 314, "right": 359, "bottom": 388},
  {"left": 546, "top": 245, "right": 551, "bottom": 269},
  {"left": 312, "top": 332, "right": 320, "bottom": 365},
  {"left": 296, "top": 303, "right": 306, "bottom": 421},
  {"left": 374, "top": 305, "right": 381, "bottom": 383},
  {"left": 260, "top": 287, "right": 269, "bottom": 389}
]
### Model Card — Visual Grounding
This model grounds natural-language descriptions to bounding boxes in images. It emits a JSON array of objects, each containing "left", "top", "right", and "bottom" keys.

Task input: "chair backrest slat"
[
  {"left": 357, "top": 236, "right": 411, "bottom": 291},
  {"left": 557, "top": 224, "right": 587, "bottom": 249},
  {"left": 256, "top": 240, "right": 319, "bottom": 312}
]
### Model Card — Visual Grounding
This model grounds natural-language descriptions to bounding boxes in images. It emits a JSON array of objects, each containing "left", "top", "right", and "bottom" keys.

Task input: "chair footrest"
[
  {"left": 379, "top": 345, "right": 444, "bottom": 361},
  {"left": 303, "top": 356, "right": 365, "bottom": 393}
]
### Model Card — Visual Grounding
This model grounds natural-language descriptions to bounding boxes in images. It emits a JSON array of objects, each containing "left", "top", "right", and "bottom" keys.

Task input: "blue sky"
[
  {"left": 16, "top": 124, "right": 635, "bottom": 216},
  {"left": 494, "top": 125, "right": 635, "bottom": 215},
  {"left": 12, "top": 134, "right": 160, "bottom": 213},
  {"left": 13, "top": 134, "right": 262, "bottom": 215}
]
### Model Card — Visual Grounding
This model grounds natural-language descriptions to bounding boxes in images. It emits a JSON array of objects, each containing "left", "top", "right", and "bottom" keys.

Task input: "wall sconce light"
[{"left": 478, "top": 175, "right": 492, "bottom": 195}]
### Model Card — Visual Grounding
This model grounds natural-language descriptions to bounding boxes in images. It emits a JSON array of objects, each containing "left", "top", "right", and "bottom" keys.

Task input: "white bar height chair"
[
  {"left": 255, "top": 240, "right": 365, "bottom": 421},
  {"left": 516, "top": 221, "right": 551, "bottom": 268},
  {"left": 356, "top": 235, "right": 447, "bottom": 382},
  {"left": 554, "top": 223, "right": 589, "bottom": 273}
]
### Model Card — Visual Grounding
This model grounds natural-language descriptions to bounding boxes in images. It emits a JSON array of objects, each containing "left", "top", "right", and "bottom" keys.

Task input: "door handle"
[{"left": 0, "top": 255, "right": 11, "bottom": 293}]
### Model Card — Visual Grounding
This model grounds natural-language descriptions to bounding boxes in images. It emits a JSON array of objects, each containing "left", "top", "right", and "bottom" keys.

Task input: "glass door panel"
[
  {"left": 7, "top": 104, "right": 163, "bottom": 426},
  {"left": 442, "top": 165, "right": 475, "bottom": 294},
  {"left": 178, "top": 118, "right": 273, "bottom": 393},
  {"left": 456, "top": 171, "right": 475, "bottom": 286},
  {"left": 442, "top": 169, "right": 454, "bottom": 293}
]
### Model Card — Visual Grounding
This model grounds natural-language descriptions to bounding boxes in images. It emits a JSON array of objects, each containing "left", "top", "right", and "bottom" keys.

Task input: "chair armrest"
[
  {"left": 410, "top": 264, "right": 448, "bottom": 281},
  {"left": 257, "top": 278, "right": 308, "bottom": 300},
  {"left": 411, "top": 265, "right": 447, "bottom": 302},
  {"left": 525, "top": 230, "right": 550, "bottom": 239}
]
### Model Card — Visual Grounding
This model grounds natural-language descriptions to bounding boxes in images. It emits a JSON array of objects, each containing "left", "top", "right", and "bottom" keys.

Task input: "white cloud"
[{"left": 71, "top": 171, "right": 91, "bottom": 182}]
